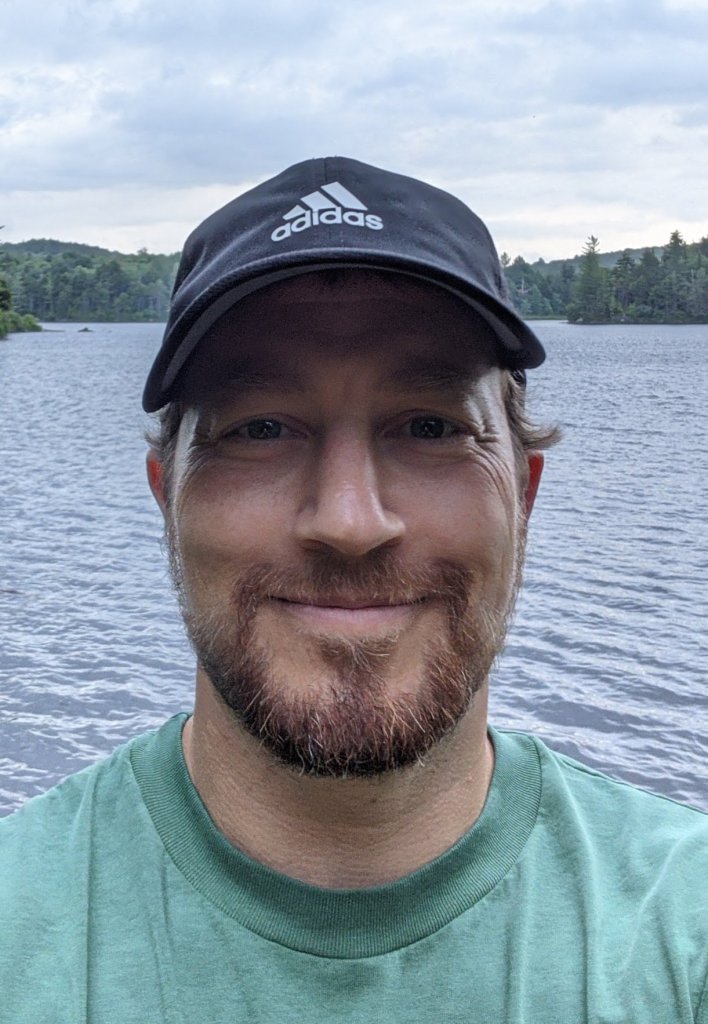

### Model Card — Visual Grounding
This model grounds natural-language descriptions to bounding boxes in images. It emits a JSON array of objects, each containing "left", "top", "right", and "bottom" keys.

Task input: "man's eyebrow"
[
  {"left": 380, "top": 360, "right": 479, "bottom": 394},
  {"left": 210, "top": 367, "right": 307, "bottom": 398},
  {"left": 195, "top": 358, "right": 481, "bottom": 404}
]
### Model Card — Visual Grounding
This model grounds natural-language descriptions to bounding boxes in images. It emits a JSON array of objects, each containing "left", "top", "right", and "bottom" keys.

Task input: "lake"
[{"left": 0, "top": 320, "right": 706, "bottom": 814}]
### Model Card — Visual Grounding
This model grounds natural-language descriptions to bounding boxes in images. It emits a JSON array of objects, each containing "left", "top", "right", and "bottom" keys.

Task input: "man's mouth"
[
  {"left": 269, "top": 595, "right": 427, "bottom": 633},
  {"left": 274, "top": 596, "right": 426, "bottom": 609}
]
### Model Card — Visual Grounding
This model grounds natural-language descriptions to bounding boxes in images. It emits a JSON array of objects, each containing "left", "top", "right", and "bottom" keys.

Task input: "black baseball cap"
[{"left": 142, "top": 156, "right": 545, "bottom": 412}]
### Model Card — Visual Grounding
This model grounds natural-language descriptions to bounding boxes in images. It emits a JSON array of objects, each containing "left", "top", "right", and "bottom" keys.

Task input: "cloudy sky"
[{"left": 2, "top": 0, "right": 707, "bottom": 260}]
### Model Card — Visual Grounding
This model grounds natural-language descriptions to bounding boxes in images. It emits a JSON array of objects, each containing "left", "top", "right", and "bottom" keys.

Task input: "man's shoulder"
[
  {"left": 542, "top": 734, "right": 705, "bottom": 819},
  {"left": 500, "top": 728, "right": 708, "bottom": 873},
  {"left": 499, "top": 725, "right": 705, "bottom": 812},
  {"left": 0, "top": 718, "right": 185, "bottom": 1014},
  {"left": 0, "top": 719, "right": 177, "bottom": 880},
  {"left": 3, "top": 746, "right": 122, "bottom": 829}
]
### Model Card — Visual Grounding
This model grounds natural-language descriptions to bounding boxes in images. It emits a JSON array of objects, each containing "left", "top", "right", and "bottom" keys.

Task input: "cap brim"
[{"left": 142, "top": 260, "right": 544, "bottom": 412}]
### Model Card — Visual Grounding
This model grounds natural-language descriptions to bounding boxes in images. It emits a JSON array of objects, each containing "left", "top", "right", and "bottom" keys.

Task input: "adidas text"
[{"left": 271, "top": 209, "right": 383, "bottom": 242}]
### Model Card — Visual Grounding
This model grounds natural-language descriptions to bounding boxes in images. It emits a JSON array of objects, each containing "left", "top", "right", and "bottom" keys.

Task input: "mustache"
[{"left": 230, "top": 553, "right": 474, "bottom": 618}]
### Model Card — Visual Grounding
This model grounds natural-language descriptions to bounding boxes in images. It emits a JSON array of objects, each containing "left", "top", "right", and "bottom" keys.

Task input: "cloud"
[
  {"left": 2, "top": 0, "right": 707, "bottom": 259},
  {"left": 509, "top": 0, "right": 708, "bottom": 41}
]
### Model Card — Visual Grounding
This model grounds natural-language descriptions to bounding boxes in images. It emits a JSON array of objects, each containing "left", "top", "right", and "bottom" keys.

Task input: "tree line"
[
  {"left": 0, "top": 236, "right": 42, "bottom": 337},
  {"left": 0, "top": 240, "right": 179, "bottom": 331},
  {"left": 0, "top": 278, "right": 40, "bottom": 337},
  {"left": 2, "top": 230, "right": 708, "bottom": 338},
  {"left": 502, "top": 230, "right": 708, "bottom": 323}
]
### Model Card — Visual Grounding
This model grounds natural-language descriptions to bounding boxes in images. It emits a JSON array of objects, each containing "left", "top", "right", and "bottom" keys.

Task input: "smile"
[{"left": 270, "top": 597, "right": 426, "bottom": 633}]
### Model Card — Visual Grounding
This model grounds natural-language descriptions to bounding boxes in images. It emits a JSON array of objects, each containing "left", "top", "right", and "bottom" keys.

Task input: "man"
[{"left": 1, "top": 157, "right": 706, "bottom": 1022}]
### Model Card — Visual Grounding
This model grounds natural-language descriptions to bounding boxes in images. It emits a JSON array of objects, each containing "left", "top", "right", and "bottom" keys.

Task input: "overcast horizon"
[{"left": 3, "top": 0, "right": 708, "bottom": 262}]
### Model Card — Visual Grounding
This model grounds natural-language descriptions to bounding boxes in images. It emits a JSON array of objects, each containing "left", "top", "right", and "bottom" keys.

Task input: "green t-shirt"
[{"left": 1, "top": 714, "right": 706, "bottom": 1023}]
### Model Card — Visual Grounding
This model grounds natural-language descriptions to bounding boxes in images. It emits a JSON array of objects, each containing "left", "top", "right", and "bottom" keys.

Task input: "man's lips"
[
  {"left": 268, "top": 596, "right": 427, "bottom": 632},
  {"left": 272, "top": 596, "right": 426, "bottom": 610}
]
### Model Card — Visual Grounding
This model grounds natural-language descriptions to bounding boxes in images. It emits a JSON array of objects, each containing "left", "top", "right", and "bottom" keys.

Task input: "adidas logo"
[{"left": 271, "top": 181, "right": 384, "bottom": 242}]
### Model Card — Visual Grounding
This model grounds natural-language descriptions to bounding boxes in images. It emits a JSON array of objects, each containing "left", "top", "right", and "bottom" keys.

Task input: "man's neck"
[{"left": 182, "top": 678, "right": 494, "bottom": 889}]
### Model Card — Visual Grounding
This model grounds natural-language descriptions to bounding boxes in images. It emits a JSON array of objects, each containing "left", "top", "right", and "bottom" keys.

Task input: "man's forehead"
[{"left": 204, "top": 352, "right": 490, "bottom": 398}]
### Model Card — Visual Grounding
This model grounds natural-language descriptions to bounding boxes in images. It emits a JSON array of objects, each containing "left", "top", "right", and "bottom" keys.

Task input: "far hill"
[
  {"left": 538, "top": 245, "right": 665, "bottom": 275},
  {"left": 1, "top": 238, "right": 136, "bottom": 260},
  {"left": 504, "top": 231, "right": 708, "bottom": 322},
  {"left": 0, "top": 240, "right": 180, "bottom": 322},
  {"left": 2, "top": 231, "right": 707, "bottom": 324}
]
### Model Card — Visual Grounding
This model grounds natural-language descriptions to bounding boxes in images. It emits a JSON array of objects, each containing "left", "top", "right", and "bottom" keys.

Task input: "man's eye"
[
  {"left": 243, "top": 419, "right": 283, "bottom": 440},
  {"left": 408, "top": 417, "right": 457, "bottom": 439}
]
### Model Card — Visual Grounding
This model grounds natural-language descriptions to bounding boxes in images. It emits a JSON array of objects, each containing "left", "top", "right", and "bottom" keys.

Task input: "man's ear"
[
  {"left": 523, "top": 452, "right": 544, "bottom": 519},
  {"left": 146, "top": 449, "right": 168, "bottom": 518}
]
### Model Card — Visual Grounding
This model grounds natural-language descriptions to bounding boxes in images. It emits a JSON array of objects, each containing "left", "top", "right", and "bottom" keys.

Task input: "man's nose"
[{"left": 294, "top": 433, "right": 405, "bottom": 557}]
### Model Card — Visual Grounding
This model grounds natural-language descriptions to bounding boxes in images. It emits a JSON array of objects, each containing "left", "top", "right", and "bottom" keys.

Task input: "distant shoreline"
[{"left": 16, "top": 315, "right": 708, "bottom": 330}]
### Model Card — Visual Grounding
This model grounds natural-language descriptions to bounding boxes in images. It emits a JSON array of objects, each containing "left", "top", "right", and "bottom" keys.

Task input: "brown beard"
[{"left": 170, "top": 546, "right": 522, "bottom": 778}]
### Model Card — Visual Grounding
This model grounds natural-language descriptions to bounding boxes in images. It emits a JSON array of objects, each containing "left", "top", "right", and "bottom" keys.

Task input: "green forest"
[
  {"left": 502, "top": 230, "right": 708, "bottom": 323},
  {"left": 1, "top": 229, "right": 708, "bottom": 340},
  {"left": 0, "top": 239, "right": 178, "bottom": 331}
]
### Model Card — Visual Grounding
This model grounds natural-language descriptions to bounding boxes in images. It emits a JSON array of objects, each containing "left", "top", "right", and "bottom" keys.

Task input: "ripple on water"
[{"left": 1, "top": 322, "right": 707, "bottom": 813}]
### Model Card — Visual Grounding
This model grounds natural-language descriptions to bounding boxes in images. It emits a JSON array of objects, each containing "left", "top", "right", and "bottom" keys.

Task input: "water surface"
[{"left": 1, "top": 320, "right": 706, "bottom": 813}]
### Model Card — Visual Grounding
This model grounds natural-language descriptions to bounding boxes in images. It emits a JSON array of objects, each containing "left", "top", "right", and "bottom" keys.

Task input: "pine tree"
[
  {"left": 567, "top": 236, "right": 611, "bottom": 322},
  {"left": 611, "top": 249, "right": 635, "bottom": 316}
]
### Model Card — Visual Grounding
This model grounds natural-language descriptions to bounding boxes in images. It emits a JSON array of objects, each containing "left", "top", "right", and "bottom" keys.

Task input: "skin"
[{"left": 147, "top": 273, "right": 543, "bottom": 888}]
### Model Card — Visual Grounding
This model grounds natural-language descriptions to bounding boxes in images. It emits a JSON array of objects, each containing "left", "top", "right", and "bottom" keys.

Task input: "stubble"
[{"left": 169, "top": 542, "right": 524, "bottom": 778}]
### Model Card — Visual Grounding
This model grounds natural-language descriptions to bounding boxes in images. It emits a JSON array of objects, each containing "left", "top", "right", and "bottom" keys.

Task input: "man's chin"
[
  {"left": 177, "top": 554, "right": 511, "bottom": 777},
  {"left": 197, "top": 628, "right": 483, "bottom": 779},
  {"left": 217, "top": 686, "right": 472, "bottom": 779}
]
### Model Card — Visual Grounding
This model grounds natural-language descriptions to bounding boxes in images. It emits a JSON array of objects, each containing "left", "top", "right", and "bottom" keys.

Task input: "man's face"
[{"left": 150, "top": 273, "right": 541, "bottom": 777}]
